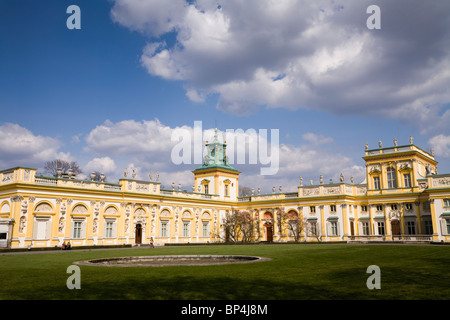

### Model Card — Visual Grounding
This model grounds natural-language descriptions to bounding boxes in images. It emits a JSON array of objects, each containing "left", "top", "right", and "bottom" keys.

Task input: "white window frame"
[
  {"left": 288, "top": 220, "right": 299, "bottom": 237},
  {"left": 443, "top": 199, "right": 450, "bottom": 208},
  {"left": 377, "top": 222, "right": 385, "bottom": 235},
  {"left": 202, "top": 221, "right": 210, "bottom": 237},
  {"left": 362, "top": 222, "right": 370, "bottom": 235},
  {"left": 404, "top": 173, "right": 411, "bottom": 188},
  {"left": 373, "top": 176, "right": 380, "bottom": 190},
  {"left": 33, "top": 217, "right": 51, "bottom": 240},
  {"left": 71, "top": 218, "right": 86, "bottom": 239},
  {"left": 329, "top": 221, "right": 338, "bottom": 236},
  {"left": 387, "top": 167, "right": 397, "bottom": 188},
  {"left": 309, "top": 222, "right": 317, "bottom": 236},
  {"left": 443, "top": 219, "right": 450, "bottom": 235},
  {"left": 160, "top": 220, "right": 169, "bottom": 237},
  {"left": 182, "top": 221, "right": 190, "bottom": 237},
  {"left": 104, "top": 219, "right": 116, "bottom": 238},
  {"left": 73, "top": 221, "right": 82, "bottom": 238}
]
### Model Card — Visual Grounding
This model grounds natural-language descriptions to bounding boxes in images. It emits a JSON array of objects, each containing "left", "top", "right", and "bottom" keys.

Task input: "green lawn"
[{"left": 1, "top": 244, "right": 449, "bottom": 300}]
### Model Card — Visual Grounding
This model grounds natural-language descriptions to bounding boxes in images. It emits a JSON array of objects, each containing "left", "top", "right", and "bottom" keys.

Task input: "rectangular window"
[
  {"left": 204, "top": 184, "right": 209, "bottom": 194},
  {"left": 376, "top": 204, "right": 383, "bottom": 212},
  {"left": 446, "top": 220, "right": 450, "bottom": 235},
  {"left": 34, "top": 218, "right": 50, "bottom": 240},
  {"left": 330, "top": 222, "right": 338, "bottom": 236},
  {"left": 404, "top": 173, "right": 411, "bottom": 187},
  {"left": 423, "top": 202, "right": 430, "bottom": 211},
  {"left": 362, "top": 222, "right": 370, "bottom": 235},
  {"left": 377, "top": 222, "right": 385, "bottom": 235},
  {"left": 73, "top": 221, "right": 82, "bottom": 239},
  {"left": 288, "top": 221, "right": 298, "bottom": 237},
  {"left": 373, "top": 176, "right": 380, "bottom": 190},
  {"left": 202, "top": 221, "right": 210, "bottom": 237},
  {"left": 361, "top": 205, "right": 368, "bottom": 212},
  {"left": 406, "top": 221, "right": 415, "bottom": 235},
  {"left": 105, "top": 221, "right": 113, "bottom": 238},
  {"left": 387, "top": 167, "right": 397, "bottom": 188},
  {"left": 443, "top": 199, "right": 450, "bottom": 207},
  {"left": 310, "top": 222, "right": 317, "bottom": 236},
  {"left": 160, "top": 221, "right": 169, "bottom": 237},
  {"left": 424, "top": 221, "right": 433, "bottom": 235},
  {"left": 330, "top": 205, "right": 336, "bottom": 213},
  {"left": 182, "top": 221, "right": 190, "bottom": 237},
  {"left": 310, "top": 206, "right": 316, "bottom": 214},
  {"left": 391, "top": 204, "right": 398, "bottom": 211},
  {"left": 225, "top": 184, "right": 229, "bottom": 196},
  {"left": 405, "top": 203, "right": 413, "bottom": 211}
]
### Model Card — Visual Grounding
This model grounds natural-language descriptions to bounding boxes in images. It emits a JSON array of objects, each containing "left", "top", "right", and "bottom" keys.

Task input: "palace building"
[{"left": 1, "top": 131, "right": 450, "bottom": 249}]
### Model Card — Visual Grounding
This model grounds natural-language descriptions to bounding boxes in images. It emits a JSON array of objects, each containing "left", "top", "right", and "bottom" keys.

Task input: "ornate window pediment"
[
  {"left": 35, "top": 203, "right": 53, "bottom": 213},
  {"left": 369, "top": 165, "right": 381, "bottom": 175},
  {"left": 104, "top": 206, "right": 118, "bottom": 215},
  {"left": 134, "top": 208, "right": 146, "bottom": 217},
  {"left": 202, "top": 212, "right": 211, "bottom": 220},
  {"left": 72, "top": 204, "right": 88, "bottom": 215},
  {"left": 160, "top": 209, "right": 171, "bottom": 218},
  {"left": 399, "top": 162, "right": 412, "bottom": 172},
  {"left": 182, "top": 211, "right": 192, "bottom": 219}
]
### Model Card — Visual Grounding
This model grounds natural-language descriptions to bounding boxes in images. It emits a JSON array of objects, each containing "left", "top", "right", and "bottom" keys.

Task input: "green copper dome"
[{"left": 193, "top": 128, "right": 240, "bottom": 173}]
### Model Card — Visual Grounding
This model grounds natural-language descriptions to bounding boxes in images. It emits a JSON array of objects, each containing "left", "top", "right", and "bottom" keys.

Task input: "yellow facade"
[{"left": 1, "top": 139, "right": 450, "bottom": 249}]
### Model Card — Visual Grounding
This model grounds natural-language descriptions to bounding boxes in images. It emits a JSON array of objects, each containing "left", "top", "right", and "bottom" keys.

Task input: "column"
[
  {"left": 416, "top": 202, "right": 422, "bottom": 234},
  {"left": 320, "top": 205, "right": 325, "bottom": 240},
  {"left": 341, "top": 204, "right": 348, "bottom": 240},
  {"left": 429, "top": 199, "right": 439, "bottom": 241}
]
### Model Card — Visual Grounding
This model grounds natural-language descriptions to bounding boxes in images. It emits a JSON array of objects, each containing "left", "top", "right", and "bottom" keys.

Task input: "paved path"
[{"left": 0, "top": 245, "right": 160, "bottom": 255}]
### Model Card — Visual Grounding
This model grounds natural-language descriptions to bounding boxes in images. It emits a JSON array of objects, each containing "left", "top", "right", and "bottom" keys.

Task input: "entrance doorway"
[
  {"left": 135, "top": 224, "right": 142, "bottom": 244},
  {"left": 350, "top": 221, "right": 355, "bottom": 240},
  {"left": 265, "top": 224, "right": 273, "bottom": 242},
  {"left": 391, "top": 220, "right": 400, "bottom": 236}
]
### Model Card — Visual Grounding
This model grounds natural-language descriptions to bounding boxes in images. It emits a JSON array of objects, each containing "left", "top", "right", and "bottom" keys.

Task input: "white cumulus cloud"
[
  {"left": 0, "top": 123, "right": 71, "bottom": 170},
  {"left": 110, "top": 0, "right": 450, "bottom": 134},
  {"left": 84, "top": 157, "right": 117, "bottom": 175},
  {"left": 429, "top": 134, "right": 450, "bottom": 158}
]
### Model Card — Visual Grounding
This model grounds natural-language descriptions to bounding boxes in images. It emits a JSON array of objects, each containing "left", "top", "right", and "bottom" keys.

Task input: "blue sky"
[{"left": 1, "top": 0, "right": 450, "bottom": 192}]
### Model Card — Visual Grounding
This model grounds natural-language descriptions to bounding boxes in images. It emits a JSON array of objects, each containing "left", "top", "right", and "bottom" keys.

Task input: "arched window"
[{"left": 386, "top": 167, "right": 397, "bottom": 188}]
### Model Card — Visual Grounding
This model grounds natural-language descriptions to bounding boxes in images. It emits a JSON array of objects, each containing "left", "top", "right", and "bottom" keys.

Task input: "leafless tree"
[
  {"left": 221, "top": 210, "right": 255, "bottom": 243},
  {"left": 239, "top": 185, "right": 252, "bottom": 197},
  {"left": 44, "top": 159, "right": 82, "bottom": 177},
  {"left": 303, "top": 217, "right": 321, "bottom": 242},
  {"left": 280, "top": 210, "right": 304, "bottom": 242}
]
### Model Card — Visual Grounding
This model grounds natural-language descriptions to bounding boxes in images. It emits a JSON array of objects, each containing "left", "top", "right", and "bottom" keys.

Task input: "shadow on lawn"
[{"left": 71, "top": 275, "right": 346, "bottom": 300}]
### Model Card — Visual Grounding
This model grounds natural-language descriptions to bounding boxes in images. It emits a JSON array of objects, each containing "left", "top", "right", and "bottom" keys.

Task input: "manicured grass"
[{"left": 1, "top": 244, "right": 449, "bottom": 300}]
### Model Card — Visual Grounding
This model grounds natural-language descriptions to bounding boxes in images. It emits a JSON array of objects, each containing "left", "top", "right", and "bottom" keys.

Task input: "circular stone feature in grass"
[{"left": 73, "top": 255, "right": 271, "bottom": 267}]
